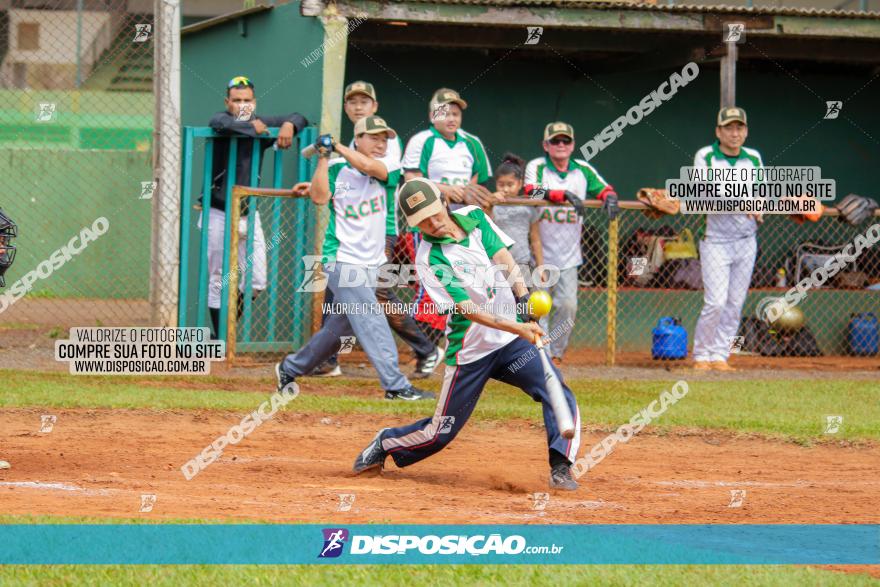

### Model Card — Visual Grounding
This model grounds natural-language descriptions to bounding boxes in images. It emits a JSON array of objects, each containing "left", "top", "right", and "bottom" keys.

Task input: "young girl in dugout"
[{"left": 484, "top": 153, "right": 544, "bottom": 289}]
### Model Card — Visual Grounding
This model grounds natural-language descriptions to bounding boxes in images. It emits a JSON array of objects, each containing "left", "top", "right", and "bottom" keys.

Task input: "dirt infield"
[{"left": 1, "top": 407, "right": 877, "bottom": 525}]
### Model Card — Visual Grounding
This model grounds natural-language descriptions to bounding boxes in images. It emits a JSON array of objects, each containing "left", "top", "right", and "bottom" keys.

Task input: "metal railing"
[{"left": 178, "top": 126, "right": 317, "bottom": 351}]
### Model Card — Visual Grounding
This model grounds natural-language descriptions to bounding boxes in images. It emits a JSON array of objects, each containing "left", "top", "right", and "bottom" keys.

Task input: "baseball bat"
[
  {"left": 301, "top": 143, "right": 340, "bottom": 159},
  {"left": 300, "top": 143, "right": 319, "bottom": 159},
  {"left": 535, "top": 337, "right": 575, "bottom": 439},
  {"left": 300, "top": 135, "right": 337, "bottom": 159}
]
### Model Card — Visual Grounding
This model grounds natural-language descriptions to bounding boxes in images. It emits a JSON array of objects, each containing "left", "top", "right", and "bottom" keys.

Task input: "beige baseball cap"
[
  {"left": 717, "top": 106, "right": 747, "bottom": 126},
  {"left": 544, "top": 121, "right": 575, "bottom": 141},
  {"left": 399, "top": 178, "right": 444, "bottom": 227},
  {"left": 344, "top": 81, "right": 377, "bottom": 101},
  {"left": 353, "top": 115, "right": 396, "bottom": 138},
  {"left": 430, "top": 88, "right": 468, "bottom": 110}
]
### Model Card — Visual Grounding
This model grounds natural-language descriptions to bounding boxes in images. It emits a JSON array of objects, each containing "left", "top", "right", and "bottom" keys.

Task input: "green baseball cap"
[
  {"left": 353, "top": 115, "right": 397, "bottom": 138},
  {"left": 717, "top": 106, "right": 747, "bottom": 126},
  {"left": 544, "top": 121, "right": 575, "bottom": 141},
  {"left": 430, "top": 88, "right": 468, "bottom": 110},
  {"left": 399, "top": 178, "right": 444, "bottom": 227},
  {"left": 344, "top": 80, "right": 377, "bottom": 101}
]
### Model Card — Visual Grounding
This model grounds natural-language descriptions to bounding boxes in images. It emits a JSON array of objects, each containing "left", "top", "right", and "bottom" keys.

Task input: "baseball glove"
[
  {"left": 835, "top": 194, "right": 878, "bottom": 226},
  {"left": 637, "top": 188, "right": 679, "bottom": 219}
]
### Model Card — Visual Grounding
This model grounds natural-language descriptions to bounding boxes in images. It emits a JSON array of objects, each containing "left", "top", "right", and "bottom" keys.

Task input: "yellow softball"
[{"left": 528, "top": 291, "right": 553, "bottom": 319}]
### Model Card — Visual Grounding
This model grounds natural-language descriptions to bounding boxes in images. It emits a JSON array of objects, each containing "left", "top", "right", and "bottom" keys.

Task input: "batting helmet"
[
  {"left": 771, "top": 305, "right": 805, "bottom": 334},
  {"left": 0, "top": 207, "right": 17, "bottom": 288}
]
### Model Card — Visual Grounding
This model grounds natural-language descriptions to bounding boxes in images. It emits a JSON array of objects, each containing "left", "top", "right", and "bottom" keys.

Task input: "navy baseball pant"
[{"left": 378, "top": 336, "right": 582, "bottom": 468}]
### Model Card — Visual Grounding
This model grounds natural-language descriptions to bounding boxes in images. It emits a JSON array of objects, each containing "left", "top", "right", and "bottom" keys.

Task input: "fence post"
[
  {"left": 227, "top": 186, "right": 243, "bottom": 364},
  {"left": 605, "top": 216, "right": 619, "bottom": 366},
  {"left": 153, "top": 0, "right": 182, "bottom": 327},
  {"left": 177, "top": 126, "right": 194, "bottom": 327}
]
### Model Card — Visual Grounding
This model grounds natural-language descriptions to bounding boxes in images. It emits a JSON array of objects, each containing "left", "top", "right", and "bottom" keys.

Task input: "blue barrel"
[
  {"left": 652, "top": 317, "right": 688, "bottom": 360},
  {"left": 848, "top": 313, "right": 878, "bottom": 356}
]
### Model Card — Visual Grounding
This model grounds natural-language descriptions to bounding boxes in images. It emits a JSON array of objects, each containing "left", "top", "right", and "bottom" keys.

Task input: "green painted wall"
[
  {"left": 180, "top": 3, "right": 323, "bottom": 130},
  {"left": 1, "top": 149, "right": 152, "bottom": 298},
  {"left": 0, "top": 90, "right": 153, "bottom": 299},
  {"left": 345, "top": 47, "right": 879, "bottom": 199},
  {"left": 0, "top": 90, "right": 153, "bottom": 150}
]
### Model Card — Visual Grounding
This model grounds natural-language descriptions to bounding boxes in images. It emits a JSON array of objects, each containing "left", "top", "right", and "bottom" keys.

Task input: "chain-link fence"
[
  {"left": 198, "top": 178, "right": 878, "bottom": 366},
  {"left": 614, "top": 205, "right": 880, "bottom": 363},
  {"left": 0, "top": 1, "right": 181, "bottom": 351},
  {"left": 377, "top": 198, "right": 879, "bottom": 366}
]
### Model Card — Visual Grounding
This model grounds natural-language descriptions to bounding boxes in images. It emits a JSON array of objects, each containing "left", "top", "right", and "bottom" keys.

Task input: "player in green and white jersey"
[
  {"left": 524, "top": 122, "right": 619, "bottom": 363},
  {"left": 402, "top": 88, "right": 492, "bottom": 207},
  {"left": 402, "top": 88, "right": 493, "bottom": 345},
  {"left": 311, "top": 81, "right": 442, "bottom": 378},
  {"left": 275, "top": 116, "right": 433, "bottom": 401},
  {"left": 352, "top": 178, "right": 583, "bottom": 491}
]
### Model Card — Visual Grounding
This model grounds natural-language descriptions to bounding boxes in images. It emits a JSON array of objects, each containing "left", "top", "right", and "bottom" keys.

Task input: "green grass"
[
  {"left": 1, "top": 564, "right": 876, "bottom": 586},
  {"left": 1, "top": 370, "right": 877, "bottom": 442},
  {"left": 0, "top": 322, "right": 43, "bottom": 331},
  {"left": 24, "top": 289, "right": 60, "bottom": 300}
]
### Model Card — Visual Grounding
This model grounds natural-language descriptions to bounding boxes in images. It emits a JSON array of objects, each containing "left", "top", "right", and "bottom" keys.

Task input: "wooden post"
[
  {"left": 720, "top": 40, "right": 737, "bottom": 108},
  {"left": 605, "top": 216, "right": 619, "bottom": 367},
  {"left": 226, "top": 186, "right": 243, "bottom": 364},
  {"left": 311, "top": 6, "right": 350, "bottom": 334}
]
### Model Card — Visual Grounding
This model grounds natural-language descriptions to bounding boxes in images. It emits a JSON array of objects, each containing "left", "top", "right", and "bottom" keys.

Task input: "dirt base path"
[{"left": 1, "top": 408, "right": 877, "bottom": 525}]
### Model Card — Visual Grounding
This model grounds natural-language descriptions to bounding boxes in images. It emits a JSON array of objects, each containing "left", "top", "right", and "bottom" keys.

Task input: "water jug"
[
  {"left": 848, "top": 313, "right": 878, "bottom": 356},
  {"left": 652, "top": 316, "right": 688, "bottom": 360}
]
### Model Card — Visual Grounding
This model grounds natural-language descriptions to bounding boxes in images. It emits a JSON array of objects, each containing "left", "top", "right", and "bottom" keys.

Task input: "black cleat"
[
  {"left": 549, "top": 463, "right": 579, "bottom": 491},
  {"left": 353, "top": 429, "right": 388, "bottom": 474},
  {"left": 412, "top": 346, "right": 442, "bottom": 379},
  {"left": 385, "top": 385, "right": 436, "bottom": 401},
  {"left": 274, "top": 362, "right": 296, "bottom": 393}
]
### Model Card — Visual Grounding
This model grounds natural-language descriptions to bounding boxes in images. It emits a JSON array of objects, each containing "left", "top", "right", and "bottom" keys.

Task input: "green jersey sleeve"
[
  {"left": 463, "top": 133, "right": 492, "bottom": 183},
  {"left": 472, "top": 208, "right": 513, "bottom": 257}
]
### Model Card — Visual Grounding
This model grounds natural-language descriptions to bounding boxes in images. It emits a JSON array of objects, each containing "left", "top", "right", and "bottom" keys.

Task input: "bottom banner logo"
[
  {"left": 320, "top": 529, "right": 532, "bottom": 558},
  {"left": 319, "top": 528, "right": 349, "bottom": 558}
]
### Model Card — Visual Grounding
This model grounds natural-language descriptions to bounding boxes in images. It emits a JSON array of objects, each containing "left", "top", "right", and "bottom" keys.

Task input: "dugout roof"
[{"left": 300, "top": 0, "right": 880, "bottom": 68}]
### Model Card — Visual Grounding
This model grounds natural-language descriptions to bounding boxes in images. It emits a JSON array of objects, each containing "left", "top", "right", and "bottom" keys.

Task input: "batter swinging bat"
[{"left": 535, "top": 337, "right": 575, "bottom": 439}]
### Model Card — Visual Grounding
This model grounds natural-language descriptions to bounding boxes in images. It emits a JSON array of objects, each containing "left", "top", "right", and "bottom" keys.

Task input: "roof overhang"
[{"left": 301, "top": 0, "right": 880, "bottom": 40}]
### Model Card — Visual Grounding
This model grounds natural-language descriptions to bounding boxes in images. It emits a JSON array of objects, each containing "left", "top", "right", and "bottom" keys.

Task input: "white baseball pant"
[
  {"left": 198, "top": 207, "right": 267, "bottom": 309},
  {"left": 693, "top": 236, "right": 757, "bottom": 362}
]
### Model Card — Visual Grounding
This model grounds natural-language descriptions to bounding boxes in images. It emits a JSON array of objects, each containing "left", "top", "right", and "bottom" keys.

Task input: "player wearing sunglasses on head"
[{"left": 201, "top": 76, "right": 308, "bottom": 339}]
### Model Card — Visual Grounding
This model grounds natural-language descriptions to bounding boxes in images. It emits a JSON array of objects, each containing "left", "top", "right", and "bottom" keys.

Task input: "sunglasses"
[
  {"left": 227, "top": 76, "right": 254, "bottom": 89},
  {"left": 548, "top": 136, "right": 572, "bottom": 145}
]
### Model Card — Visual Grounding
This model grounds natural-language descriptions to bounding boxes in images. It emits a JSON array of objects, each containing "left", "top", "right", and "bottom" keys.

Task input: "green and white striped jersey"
[
  {"left": 402, "top": 127, "right": 492, "bottom": 187},
  {"left": 694, "top": 141, "right": 764, "bottom": 242},
  {"left": 322, "top": 159, "right": 400, "bottom": 266},
  {"left": 524, "top": 156, "right": 610, "bottom": 270},
  {"left": 348, "top": 134, "right": 404, "bottom": 236},
  {"left": 415, "top": 205, "right": 517, "bottom": 366}
]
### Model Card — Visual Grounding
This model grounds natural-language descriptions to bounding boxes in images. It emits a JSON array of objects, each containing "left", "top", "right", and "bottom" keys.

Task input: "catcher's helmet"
[
  {"left": 0, "top": 207, "right": 17, "bottom": 288},
  {"left": 771, "top": 305, "right": 805, "bottom": 334}
]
